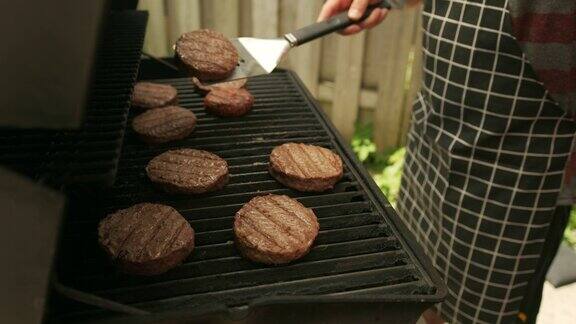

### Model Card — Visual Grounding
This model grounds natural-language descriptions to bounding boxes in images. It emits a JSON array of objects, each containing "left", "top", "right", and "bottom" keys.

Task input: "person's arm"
[{"left": 317, "top": 0, "right": 422, "bottom": 35}]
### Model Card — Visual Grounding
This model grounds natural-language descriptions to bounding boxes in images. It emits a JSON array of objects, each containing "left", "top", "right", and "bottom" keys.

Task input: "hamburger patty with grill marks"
[
  {"left": 204, "top": 88, "right": 254, "bottom": 117},
  {"left": 132, "top": 106, "right": 196, "bottom": 144},
  {"left": 146, "top": 149, "right": 229, "bottom": 194},
  {"left": 269, "top": 143, "right": 343, "bottom": 192},
  {"left": 175, "top": 30, "right": 238, "bottom": 81},
  {"left": 98, "top": 203, "right": 194, "bottom": 276},
  {"left": 131, "top": 82, "right": 178, "bottom": 110},
  {"left": 234, "top": 195, "right": 319, "bottom": 265}
]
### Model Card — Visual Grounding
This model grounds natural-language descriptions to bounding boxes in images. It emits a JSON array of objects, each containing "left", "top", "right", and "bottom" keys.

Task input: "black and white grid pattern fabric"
[{"left": 396, "top": 0, "right": 576, "bottom": 323}]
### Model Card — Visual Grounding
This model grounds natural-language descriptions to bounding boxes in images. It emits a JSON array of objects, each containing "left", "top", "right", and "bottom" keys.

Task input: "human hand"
[{"left": 317, "top": 0, "right": 389, "bottom": 35}]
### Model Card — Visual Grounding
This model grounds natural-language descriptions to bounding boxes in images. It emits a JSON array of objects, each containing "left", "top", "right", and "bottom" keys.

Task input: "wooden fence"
[{"left": 138, "top": 0, "right": 423, "bottom": 151}]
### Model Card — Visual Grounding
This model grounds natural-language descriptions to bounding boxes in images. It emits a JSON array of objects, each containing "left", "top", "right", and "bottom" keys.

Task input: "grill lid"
[
  {"left": 0, "top": 11, "right": 148, "bottom": 188},
  {"left": 52, "top": 70, "right": 446, "bottom": 321}
]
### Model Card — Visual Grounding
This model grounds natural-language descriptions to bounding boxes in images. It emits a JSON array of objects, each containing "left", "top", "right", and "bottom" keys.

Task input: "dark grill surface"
[
  {"left": 53, "top": 71, "right": 443, "bottom": 321},
  {"left": 0, "top": 11, "right": 147, "bottom": 187}
]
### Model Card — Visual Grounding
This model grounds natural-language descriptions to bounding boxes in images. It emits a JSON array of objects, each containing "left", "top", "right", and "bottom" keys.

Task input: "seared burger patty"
[
  {"left": 192, "top": 77, "right": 247, "bottom": 94},
  {"left": 132, "top": 106, "right": 197, "bottom": 144},
  {"left": 269, "top": 143, "right": 343, "bottom": 192},
  {"left": 234, "top": 194, "right": 319, "bottom": 265},
  {"left": 175, "top": 29, "right": 238, "bottom": 81},
  {"left": 204, "top": 88, "right": 254, "bottom": 117},
  {"left": 131, "top": 82, "right": 178, "bottom": 110},
  {"left": 146, "top": 149, "right": 229, "bottom": 194},
  {"left": 98, "top": 203, "right": 194, "bottom": 276}
]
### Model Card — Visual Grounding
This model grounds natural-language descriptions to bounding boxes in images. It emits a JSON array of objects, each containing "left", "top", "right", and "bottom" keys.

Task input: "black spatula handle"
[{"left": 284, "top": 0, "right": 391, "bottom": 46}]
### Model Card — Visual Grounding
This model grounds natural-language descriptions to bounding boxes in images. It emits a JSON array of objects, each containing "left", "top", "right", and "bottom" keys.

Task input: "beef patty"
[
  {"left": 204, "top": 88, "right": 254, "bottom": 117},
  {"left": 131, "top": 82, "right": 178, "bottom": 110},
  {"left": 234, "top": 195, "right": 319, "bottom": 265},
  {"left": 192, "top": 77, "right": 247, "bottom": 94},
  {"left": 132, "top": 106, "right": 197, "bottom": 144},
  {"left": 269, "top": 143, "right": 343, "bottom": 192},
  {"left": 146, "top": 149, "right": 229, "bottom": 194},
  {"left": 98, "top": 203, "right": 194, "bottom": 276},
  {"left": 175, "top": 29, "right": 238, "bottom": 81}
]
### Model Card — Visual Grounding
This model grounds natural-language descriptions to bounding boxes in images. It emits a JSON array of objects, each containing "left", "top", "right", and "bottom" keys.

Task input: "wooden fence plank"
[
  {"left": 330, "top": 33, "right": 366, "bottom": 141},
  {"left": 373, "top": 8, "right": 419, "bottom": 150},
  {"left": 318, "top": 82, "right": 378, "bottom": 110},
  {"left": 277, "top": 0, "right": 297, "bottom": 69},
  {"left": 138, "top": 0, "right": 169, "bottom": 56},
  {"left": 166, "top": 0, "right": 201, "bottom": 47},
  {"left": 215, "top": 0, "right": 239, "bottom": 37},
  {"left": 400, "top": 8, "right": 423, "bottom": 145},
  {"left": 205, "top": 0, "right": 239, "bottom": 37},
  {"left": 239, "top": 0, "right": 253, "bottom": 36},
  {"left": 290, "top": 0, "right": 323, "bottom": 97},
  {"left": 251, "top": 0, "right": 279, "bottom": 37}
]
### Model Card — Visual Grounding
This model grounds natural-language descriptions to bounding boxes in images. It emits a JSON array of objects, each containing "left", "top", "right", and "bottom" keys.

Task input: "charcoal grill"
[
  {"left": 47, "top": 68, "right": 446, "bottom": 323},
  {"left": 0, "top": 11, "right": 147, "bottom": 188}
]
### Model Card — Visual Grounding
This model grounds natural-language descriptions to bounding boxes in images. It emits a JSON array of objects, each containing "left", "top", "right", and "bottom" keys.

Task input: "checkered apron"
[{"left": 396, "top": 0, "right": 576, "bottom": 323}]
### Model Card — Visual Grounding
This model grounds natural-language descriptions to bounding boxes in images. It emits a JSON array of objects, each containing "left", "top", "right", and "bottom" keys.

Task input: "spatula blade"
[{"left": 204, "top": 37, "right": 290, "bottom": 85}]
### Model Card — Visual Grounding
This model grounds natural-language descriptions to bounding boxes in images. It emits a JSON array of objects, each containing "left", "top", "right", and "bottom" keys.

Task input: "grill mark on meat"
[
  {"left": 150, "top": 151, "right": 226, "bottom": 167},
  {"left": 138, "top": 113, "right": 195, "bottom": 129},
  {"left": 163, "top": 221, "right": 188, "bottom": 255},
  {"left": 114, "top": 205, "right": 148, "bottom": 258},
  {"left": 306, "top": 145, "right": 336, "bottom": 175},
  {"left": 147, "top": 167, "right": 215, "bottom": 181},
  {"left": 238, "top": 215, "right": 283, "bottom": 249},
  {"left": 317, "top": 147, "right": 338, "bottom": 173},
  {"left": 136, "top": 113, "right": 195, "bottom": 130},
  {"left": 268, "top": 196, "right": 314, "bottom": 229},
  {"left": 164, "top": 151, "right": 224, "bottom": 162},
  {"left": 251, "top": 205, "right": 303, "bottom": 244},
  {"left": 137, "top": 209, "right": 171, "bottom": 260},
  {"left": 147, "top": 149, "right": 228, "bottom": 193},
  {"left": 150, "top": 160, "right": 226, "bottom": 174},
  {"left": 293, "top": 144, "right": 321, "bottom": 178},
  {"left": 280, "top": 145, "right": 309, "bottom": 178}
]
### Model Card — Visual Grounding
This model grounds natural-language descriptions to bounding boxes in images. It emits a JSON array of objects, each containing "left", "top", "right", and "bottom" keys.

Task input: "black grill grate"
[
  {"left": 0, "top": 11, "right": 147, "bottom": 187},
  {"left": 52, "top": 71, "right": 445, "bottom": 321}
]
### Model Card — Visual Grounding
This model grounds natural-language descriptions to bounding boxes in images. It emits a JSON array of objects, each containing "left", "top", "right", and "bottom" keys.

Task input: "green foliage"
[
  {"left": 373, "top": 148, "right": 405, "bottom": 205},
  {"left": 351, "top": 123, "right": 404, "bottom": 206},
  {"left": 351, "top": 123, "right": 376, "bottom": 163},
  {"left": 564, "top": 208, "right": 576, "bottom": 248}
]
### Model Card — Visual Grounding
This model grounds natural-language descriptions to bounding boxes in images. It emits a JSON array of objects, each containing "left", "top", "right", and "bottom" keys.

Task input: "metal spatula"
[{"left": 207, "top": 0, "right": 391, "bottom": 84}]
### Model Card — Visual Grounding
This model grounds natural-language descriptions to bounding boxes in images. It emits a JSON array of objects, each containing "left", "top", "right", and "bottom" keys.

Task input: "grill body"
[{"left": 50, "top": 69, "right": 446, "bottom": 323}]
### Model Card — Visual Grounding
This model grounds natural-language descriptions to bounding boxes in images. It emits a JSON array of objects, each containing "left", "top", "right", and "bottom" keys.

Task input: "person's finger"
[
  {"left": 339, "top": 24, "right": 363, "bottom": 35},
  {"left": 317, "top": 0, "right": 351, "bottom": 22},
  {"left": 357, "top": 8, "right": 382, "bottom": 29},
  {"left": 357, "top": 8, "right": 388, "bottom": 30},
  {"left": 348, "top": 0, "right": 371, "bottom": 20}
]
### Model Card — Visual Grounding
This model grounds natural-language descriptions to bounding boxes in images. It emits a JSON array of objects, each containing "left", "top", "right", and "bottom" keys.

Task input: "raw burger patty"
[
  {"left": 234, "top": 194, "right": 319, "bottom": 265},
  {"left": 132, "top": 106, "right": 196, "bottom": 144},
  {"left": 131, "top": 82, "right": 178, "bottom": 110},
  {"left": 146, "top": 149, "right": 229, "bottom": 194},
  {"left": 192, "top": 77, "right": 247, "bottom": 94},
  {"left": 269, "top": 143, "right": 343, "bottom": 192},
  {"left": 204, "top": 88, "right": 254, "bottom": 117},
  {"left": 175, "top": 29, "right": 238, "bottom": 81},
  {"left": 98, "top": 203, "right": 194, "bottom": 276}
]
